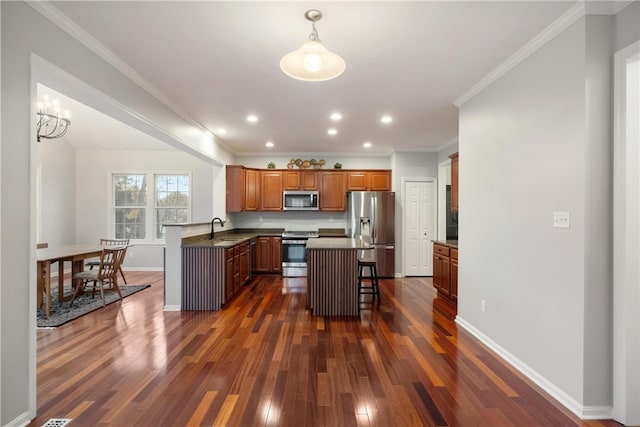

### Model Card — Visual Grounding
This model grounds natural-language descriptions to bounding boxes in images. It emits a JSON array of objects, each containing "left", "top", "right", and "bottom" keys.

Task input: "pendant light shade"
[{"left": 280, "top": 10, "right": 345, "bottom": 82}]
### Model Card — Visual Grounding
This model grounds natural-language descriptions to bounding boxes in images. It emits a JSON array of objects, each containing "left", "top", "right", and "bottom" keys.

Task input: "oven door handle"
[{"left": 282, "top": 240, "right": 307, "bottom": 245}]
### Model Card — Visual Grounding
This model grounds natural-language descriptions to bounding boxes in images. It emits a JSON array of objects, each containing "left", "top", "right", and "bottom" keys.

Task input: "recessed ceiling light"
[
  {"left": 265, "top": 141, "right": 274, "bottom": 148},
  {"left": 216, "top": 128, "right": 227, "bottom": 135},
  {"left": 380, "top": 115, "right": 393, "bottom": 124},
  {"left": 247, "top": 114, "right": 258, "bottom": 123},
  {"left": 330, "top": 112, "right": 342, "bottom": 121},
  {"left": 327, "top": 128, "right": 338, "bottom": 135},
  {"left": 363, "top": 142, "right": 372, "bottom": 148}
]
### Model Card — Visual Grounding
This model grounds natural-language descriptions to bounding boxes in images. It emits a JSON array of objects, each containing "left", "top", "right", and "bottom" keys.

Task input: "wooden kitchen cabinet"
[
  {"left": 346, "top": 171, "right": 368, "bottom": 191},
  {"left": 369, "top": 170, "right": 392, "bottom": 191},
  {"left": 255, "top": 236, "right": 282, "bottom": 273},
  {"left": 225, "top": 248, "right": 234, "bottom": 302},
  {"left": 226, "top": 165, "right": 259, "bottom": 212},
  {"left": 260, "top": 171, "right": 283, "bottom": 210},
  {"left": 318, "top": 171, "right": 346, "bottom": 211},
  {"left": 346, "top": 170, "right": 392, "bottom": 191},
  {"left": 239, "top": 242, "right": 250, "bottom": 285},
  {"left": 245, "top": 169, "right": 259, "bottom": 211},
  {"left": 450, "top": 248, "right": 458, "bottom": 300},
  {"left": 449, "top": 153, "right": 459, "bottom": 212},
  {"left": 433, "top": 243, "right": 451, "bottom": 298},
  {"left": 283, "top": 170, "right": 318, "bottom": 190}
]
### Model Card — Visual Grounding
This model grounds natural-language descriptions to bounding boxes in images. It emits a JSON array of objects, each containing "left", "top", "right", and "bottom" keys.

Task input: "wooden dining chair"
[
  {"left": 86, "top": 238, "right": 129, "bottom": 284},
  {"left": 70, "top": 246, "right": 126, "bottom": 307}
]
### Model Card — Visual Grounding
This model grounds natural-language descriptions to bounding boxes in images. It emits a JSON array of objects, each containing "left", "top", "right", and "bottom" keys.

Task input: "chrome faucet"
[{"left": 210, "top": 217, "right": 225, "bottom": 240}]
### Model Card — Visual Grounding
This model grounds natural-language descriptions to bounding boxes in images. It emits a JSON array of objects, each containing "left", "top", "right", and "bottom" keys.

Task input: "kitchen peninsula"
[{"left": 306, "top": 237, "right": 371, "bottom": 316}]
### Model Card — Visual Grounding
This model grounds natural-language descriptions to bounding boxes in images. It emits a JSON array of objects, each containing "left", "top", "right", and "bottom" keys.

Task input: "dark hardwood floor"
[{"left": 30, "top": 272, "right": 621, "bottom": 426}]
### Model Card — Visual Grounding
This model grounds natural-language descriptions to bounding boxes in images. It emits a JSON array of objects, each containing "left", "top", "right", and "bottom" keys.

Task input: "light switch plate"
[{"left": 553, "top": 211, "right": 570, "bottom": 228}]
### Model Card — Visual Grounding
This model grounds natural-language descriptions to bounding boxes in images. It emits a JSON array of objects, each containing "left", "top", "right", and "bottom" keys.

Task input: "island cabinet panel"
[
  {"left": 255, "top": 236, "right": 282, "bottom": 273},
  {"left": 260, "top": 171, "right": 283, "bottom": 210},
  {"left": 182, "top": 247, "right": 225, "bottom": 310},
  {"left": 318, "top": 171, "right": 346, "bottom": 211},
  {"left": 307, "top": 248, "right": 359, "bottom": 316}
]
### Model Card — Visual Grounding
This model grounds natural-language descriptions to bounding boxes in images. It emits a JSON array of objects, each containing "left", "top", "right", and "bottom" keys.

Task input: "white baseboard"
[
  {"left": 455, "top": 316, "right": 613, "bottom": 420},
  {"left": 6, "top": 411, "right": 31, "bottom": 427},
  {"left": 163, "top": 305, "right": 181, "bottom": 311}
]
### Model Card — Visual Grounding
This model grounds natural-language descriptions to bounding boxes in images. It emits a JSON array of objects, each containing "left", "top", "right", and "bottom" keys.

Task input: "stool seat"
[{"left": 357, "top": 258, "right": 381, "bottom": 313}]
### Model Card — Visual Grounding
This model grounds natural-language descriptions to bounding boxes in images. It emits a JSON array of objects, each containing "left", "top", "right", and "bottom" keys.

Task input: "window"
[
  {"left": 113, "top": 173, "right": 190, "bottom": 241},
  {"left": 155, "top": 174, "right": 190, "bottom": 239},
  {"left": 113, "top": 174, "right": 146, "bottom": 240}
]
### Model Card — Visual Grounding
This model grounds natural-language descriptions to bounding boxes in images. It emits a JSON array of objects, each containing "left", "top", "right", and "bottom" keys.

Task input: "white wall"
[
  {"left": 75, "top": 149, "right": 216, "bottom": 268},
  {"left": 457, "top": 15, "right": 614, "bottom": 415},
  {"left": 36, "top": 139, "right": 76, "bottom": 247},
  {"left": 391, "top": 151, "right": 439, "bottom": 275},
  {"left": 0, "top": 2, "right": 230, "bottom": 424}
]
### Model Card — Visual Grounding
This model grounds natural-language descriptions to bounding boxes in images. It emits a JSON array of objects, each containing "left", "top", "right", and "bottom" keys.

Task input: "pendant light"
[{"left": 280, "top": 10, "right": 345, "bottom": 82}]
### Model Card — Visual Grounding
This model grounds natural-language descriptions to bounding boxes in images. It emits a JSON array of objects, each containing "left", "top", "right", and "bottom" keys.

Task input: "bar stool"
[{"left": 357, "top": 257, "right": 381, "bottom": 312}]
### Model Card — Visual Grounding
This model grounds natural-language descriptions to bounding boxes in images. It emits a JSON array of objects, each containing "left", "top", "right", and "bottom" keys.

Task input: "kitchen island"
[{"left": 306, "top": 237, "right": 371, "bottom": 316}]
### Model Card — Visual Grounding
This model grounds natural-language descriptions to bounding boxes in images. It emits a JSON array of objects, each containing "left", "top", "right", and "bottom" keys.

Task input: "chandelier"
[
  {"left": 36, "top": 96, "right": 71, "bottom": 142},
  {"left": 280, "top": 10, "right": 345, "bottom": 82}
]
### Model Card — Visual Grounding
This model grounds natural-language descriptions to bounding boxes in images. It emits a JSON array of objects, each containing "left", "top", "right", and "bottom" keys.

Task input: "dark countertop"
[
  {"left": 182, "top": 228, "right": 284, "bottom": 248},
  {"left": 433, "top": 240, "right": 458, "bottom": 249},
  {"left": 307, "top": 237, "right": 372, "bottom": 250}
]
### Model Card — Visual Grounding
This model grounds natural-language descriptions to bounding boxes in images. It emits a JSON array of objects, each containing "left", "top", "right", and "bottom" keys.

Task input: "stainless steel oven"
[{"left": 281, "top": 230, "right": 318, "bottom": 277}]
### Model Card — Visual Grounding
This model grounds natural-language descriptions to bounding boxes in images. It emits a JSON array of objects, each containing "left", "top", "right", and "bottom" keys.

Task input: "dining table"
[{"left": 36, "top": 244, "right": 106, "bottom": 317}]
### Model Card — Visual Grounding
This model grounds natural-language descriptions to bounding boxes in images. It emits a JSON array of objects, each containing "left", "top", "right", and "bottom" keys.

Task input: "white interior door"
[{"left": 404, "top": 179, "right": 436, "bottom": 276}]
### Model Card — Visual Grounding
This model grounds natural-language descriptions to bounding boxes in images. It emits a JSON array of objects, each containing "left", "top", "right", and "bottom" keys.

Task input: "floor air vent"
[{"left": 41, "top": 419, "right": 72, "bottom": 427}]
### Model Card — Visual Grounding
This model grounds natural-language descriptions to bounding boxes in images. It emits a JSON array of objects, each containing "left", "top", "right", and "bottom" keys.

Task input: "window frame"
[{"left": 110, "top": 171, "right": 192, "bottom": 243}]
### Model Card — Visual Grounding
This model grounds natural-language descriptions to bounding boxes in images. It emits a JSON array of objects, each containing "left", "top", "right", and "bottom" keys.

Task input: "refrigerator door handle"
[{"left": 371, "top": 195, "right": 377, "bottom": 243}]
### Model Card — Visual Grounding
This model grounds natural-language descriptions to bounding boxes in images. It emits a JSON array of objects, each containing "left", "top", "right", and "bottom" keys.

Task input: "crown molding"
[
  {"left": 454, "top": 1, "right": 586, "bottom": 107},
  {"left": 585, "top": 0, "right": 634, "bottom": 15},
  {"left": 26, "top": 1, "right": 216, "bottom": 140}
]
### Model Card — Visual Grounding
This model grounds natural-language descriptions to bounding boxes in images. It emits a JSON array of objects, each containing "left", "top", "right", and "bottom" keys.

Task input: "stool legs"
[{"left": 358, "top": 262, "right": 380, "bottom": 313}]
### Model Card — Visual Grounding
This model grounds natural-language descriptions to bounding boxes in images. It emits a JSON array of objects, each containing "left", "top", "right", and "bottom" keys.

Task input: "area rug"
[{"left": 37, "top": 284, "right": 150, "bottom": 328}]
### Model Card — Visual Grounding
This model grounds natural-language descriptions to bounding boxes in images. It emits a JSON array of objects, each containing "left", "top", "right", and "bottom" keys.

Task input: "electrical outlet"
[
  {"left": 553, "top": 211, "right": 570, "bottom": 228},
  {"left": 481, "top": 300, "right": 486, "bottom": 312}
]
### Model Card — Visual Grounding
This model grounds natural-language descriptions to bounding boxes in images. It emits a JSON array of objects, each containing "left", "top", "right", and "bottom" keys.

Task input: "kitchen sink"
[{"left": 219, "top": 237, "right": 243, "bottom": 241}]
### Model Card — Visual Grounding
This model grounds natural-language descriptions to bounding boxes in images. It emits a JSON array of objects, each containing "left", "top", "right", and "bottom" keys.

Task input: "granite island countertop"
[
  {"left": 182, "top": 228, "right": 284, "bottom": 248},
  {"left": 432, "top": 240, "right": 458, "bottom": 249},
  {"left": 307, "top": 237, "right": 372, "bottom": 250}
]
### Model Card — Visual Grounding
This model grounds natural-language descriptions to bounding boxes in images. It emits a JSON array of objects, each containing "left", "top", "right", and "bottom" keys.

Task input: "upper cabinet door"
[
  {"left": 283, "top": 171, "right": 301, "bottom": 190},
  {"left": 346, "top": 171, "right": 369, "bottom": 191},
  {"left": 301, "top": 171, "right": 318, "bottom": 190},
  {"left": 369, "top": 170, "right": 391, "bottom": 191},
  {"left": 244, "top": 169, "right": 260, "bottom": 211},
  {"left": 260, "top": 171, "right": 283, "bottom": 211},
  {"left": 226, "top": 165, "right": 245, "bottom": 212},
  {"left": 318, "top": 171, "right": 346, "bottom": 211}
]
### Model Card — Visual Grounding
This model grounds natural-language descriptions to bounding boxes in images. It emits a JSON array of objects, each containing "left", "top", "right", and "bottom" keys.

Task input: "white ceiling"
[{"left": 43, "top": 1, "right": 580, "bottom": 156}]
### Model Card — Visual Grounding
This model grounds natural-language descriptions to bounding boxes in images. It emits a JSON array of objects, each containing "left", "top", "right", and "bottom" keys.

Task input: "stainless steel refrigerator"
[{"left": 347, "top": 191, "right": 395, "bottom": 277}]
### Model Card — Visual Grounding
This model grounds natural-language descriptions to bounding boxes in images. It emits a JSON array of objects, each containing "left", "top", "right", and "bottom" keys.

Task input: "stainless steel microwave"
[{"left": 283, "top": 191, "right": 319, "bottom": 211}]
